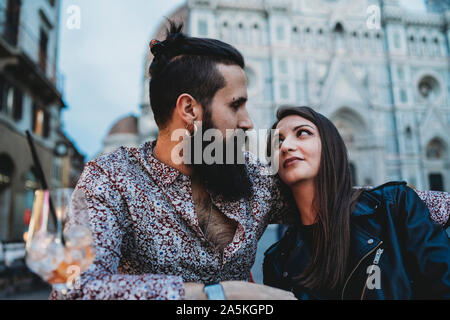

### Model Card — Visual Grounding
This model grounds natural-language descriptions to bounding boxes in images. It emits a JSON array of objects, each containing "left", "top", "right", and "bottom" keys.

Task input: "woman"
[{"left": 263, "top": 106, "right": 450, "bottom": 300}]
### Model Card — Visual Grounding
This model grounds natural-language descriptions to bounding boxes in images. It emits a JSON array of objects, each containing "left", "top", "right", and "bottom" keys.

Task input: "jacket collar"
[{"left": 352, "top": 189, "right": 382, "bottom": 217}]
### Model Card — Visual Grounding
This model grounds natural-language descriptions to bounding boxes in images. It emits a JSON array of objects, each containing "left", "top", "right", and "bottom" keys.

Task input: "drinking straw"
[{"left": 25, "top": 130, "right": 66, "bottom": 246}]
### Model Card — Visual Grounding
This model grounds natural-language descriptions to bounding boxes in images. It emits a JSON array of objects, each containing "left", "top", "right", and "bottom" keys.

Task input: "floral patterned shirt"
[{"left": 50, "top": 140, "right": 449, "bottom": 300}]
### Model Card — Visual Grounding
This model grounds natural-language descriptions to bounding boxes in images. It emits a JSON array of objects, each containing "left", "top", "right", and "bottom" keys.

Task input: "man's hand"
[
  {"left": 184, "top": 281, "right": 297, "bottom": 300},
  {"left": 221, "top": 281, "right": 297, "bottom": 300}
]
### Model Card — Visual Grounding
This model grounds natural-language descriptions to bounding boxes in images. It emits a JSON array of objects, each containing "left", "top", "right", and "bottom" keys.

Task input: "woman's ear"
[{"left": 175, "top": 93, "right": 202, "bottom": 125}]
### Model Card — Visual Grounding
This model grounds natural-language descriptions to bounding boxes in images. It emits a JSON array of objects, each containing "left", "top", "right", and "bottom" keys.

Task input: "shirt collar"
[{"left": 139, "top": 140, "right": 184, "bottom": 188}]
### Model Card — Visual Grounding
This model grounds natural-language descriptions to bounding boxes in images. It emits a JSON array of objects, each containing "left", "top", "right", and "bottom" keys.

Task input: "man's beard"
[{"left": 186, "top": 113, "right": 253, "bottom": 202}]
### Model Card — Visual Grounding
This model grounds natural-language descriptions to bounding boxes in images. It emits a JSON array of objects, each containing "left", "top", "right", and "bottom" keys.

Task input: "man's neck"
[{"left": 154, "top": 133, "right": 193, "bottom": 176}]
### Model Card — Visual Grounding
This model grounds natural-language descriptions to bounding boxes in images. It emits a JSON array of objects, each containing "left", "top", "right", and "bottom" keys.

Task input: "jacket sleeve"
[
  {"left": 397, "top": 185, "right": 450, "bottom": 299},
  {"left": 49, "top": 161, "right": 185, "bottom": 300}
]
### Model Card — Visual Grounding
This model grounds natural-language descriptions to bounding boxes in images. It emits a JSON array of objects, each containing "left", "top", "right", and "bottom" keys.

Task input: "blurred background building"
[
  {"left": 0, "top": 0, "right": 84, "bottom": 295},
  {"left": 102, "top": 0, "right": 450, "bottom": 193}
]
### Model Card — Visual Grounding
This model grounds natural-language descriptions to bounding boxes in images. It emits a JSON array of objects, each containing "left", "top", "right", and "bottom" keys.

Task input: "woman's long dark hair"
[{"left": 267, "top": 106, "right": 364, "bottom": 291}]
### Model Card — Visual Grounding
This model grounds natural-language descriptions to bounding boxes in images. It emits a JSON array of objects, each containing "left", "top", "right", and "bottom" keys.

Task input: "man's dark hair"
[{"left": 149, "top": 21, "right": 245, "bottom": 129}]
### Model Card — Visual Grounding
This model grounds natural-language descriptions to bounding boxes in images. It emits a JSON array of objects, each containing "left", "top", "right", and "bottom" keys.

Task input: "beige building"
[{"left": 0, "top": 0, "right": 84, "bottom": 242}]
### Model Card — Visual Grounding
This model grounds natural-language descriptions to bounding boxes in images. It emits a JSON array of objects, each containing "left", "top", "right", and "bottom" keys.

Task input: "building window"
[
  {"left": 393, "top": 32, "right": 401, "bottom": 49},
  {"left": 220, "top": 21, "right": 229, "bottom": 41},
  {"left": 32, "top": 104, "right": 50, "bottom": 138},
  {"left": 418, "top": 75, "right": 440, "bottom": 100},
  {"left": 426, "top": 138, "right": 446, "bottom": 159},
  {"left": 0, "top": 83, "right": 22, "bottom": 121},
  {"left": 12, "top": 87, "right": 22, "bottom": 121},
  {"left": 39, "top": 29, "right": 49, "bottom": 72},
  {"left": 5, "top": 85, "right": 14, "bottom": 116},
  {"left": 5, "top": 0, "right": 21, "bottom": 46},
  {"left": 197, "top": 19, "right": 208, "bottom": 37},
  {"left": 397, "top": 66, "right": 404, "bottom": 81},
  {"left": 278, "top": 59, "right": 287, "bottom": 74},
  {"left": 245, "top": 67, "right": 257, "bottom": 92},
  {"left": 251, "top": 23, "right": 262, "bottom": 45},
  {"left": 405, "top": 126, "right": 412, "bottom": 139},
  {"left": 400, "top": 89, "right": 407, "bottom": 103},
  {"left": 333, "top": 22, "right": 344, "bottom": 33},
  {"left": 280, "top": 83, "right": 289, "bottom": 100},
  {"left": 264, "top": 79, "right": 272, "bottom": 101},
  {"left": 276, "top": 24, "right": 285, "bottom": 41},
  {"left": 429, "top": 173, "right": 444, "bottom": 191}
]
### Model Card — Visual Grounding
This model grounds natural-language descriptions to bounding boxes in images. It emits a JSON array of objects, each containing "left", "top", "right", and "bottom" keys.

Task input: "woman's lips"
[{"left": 283, "top": 157, "right": 304, "bottom": 168}]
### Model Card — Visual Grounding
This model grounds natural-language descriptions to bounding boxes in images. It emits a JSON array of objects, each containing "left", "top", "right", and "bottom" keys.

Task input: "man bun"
[{"left": 149, "top": 20, "right": 186, "bottom": 77}]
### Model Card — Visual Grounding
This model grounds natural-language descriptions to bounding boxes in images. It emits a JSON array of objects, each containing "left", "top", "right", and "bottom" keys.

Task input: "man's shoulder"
[
  {"left": 91, "top": 146, "right": 137, "bottom": 166},
  {"left": 85, "top": 145, "right": 143, "bottom": 178},
  {"left": 244, "top": 151, "right": 269, "bottom": 173}
]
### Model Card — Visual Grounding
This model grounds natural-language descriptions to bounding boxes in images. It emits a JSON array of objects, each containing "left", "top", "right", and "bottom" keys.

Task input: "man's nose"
[{"left": 238, "top": 108, "right": 254, "bottom": 131}]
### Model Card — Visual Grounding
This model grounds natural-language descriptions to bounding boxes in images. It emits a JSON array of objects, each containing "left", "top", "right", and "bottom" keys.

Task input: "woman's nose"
[{"left": 280, "top": 136, "right": 296, "bottom": 153}]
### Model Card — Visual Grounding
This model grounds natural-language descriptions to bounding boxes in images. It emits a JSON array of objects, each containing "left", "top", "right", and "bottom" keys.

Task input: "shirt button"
[
  {"left": 282, "top": 272, "right": 289, "bottom": 278},
  {"left": 367, "top": 239, "right": 374, "bottom": 244},
  {"left": 374, "top": 205, "right": 379, "bottom": 210}
]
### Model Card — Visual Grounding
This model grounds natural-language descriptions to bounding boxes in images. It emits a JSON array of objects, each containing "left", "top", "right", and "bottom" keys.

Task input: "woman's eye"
[{"left": 297, "top": 129, "right": 312, "bottom": 137}]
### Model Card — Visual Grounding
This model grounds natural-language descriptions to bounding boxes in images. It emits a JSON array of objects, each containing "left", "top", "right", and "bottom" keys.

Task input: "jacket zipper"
[
  {"left": 360, "top": 247, "right": 384, "bottom": 300},
  {"left": 341, "top": 241, "right": 383, "bottom": 300}
]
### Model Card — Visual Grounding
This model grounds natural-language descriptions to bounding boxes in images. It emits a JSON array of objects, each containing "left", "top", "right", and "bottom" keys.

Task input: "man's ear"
[{"left": 175, "top": 93, "right": 202, "bottom": 125}]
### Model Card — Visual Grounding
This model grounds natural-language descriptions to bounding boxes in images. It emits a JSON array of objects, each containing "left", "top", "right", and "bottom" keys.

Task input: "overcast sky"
[{"left": 58, "top": 0, "right": 426, "bottom": 160}]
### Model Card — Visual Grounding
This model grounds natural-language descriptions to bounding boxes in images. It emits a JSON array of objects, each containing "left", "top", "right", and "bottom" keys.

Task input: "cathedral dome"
[{"left": 107, "top": 115, "right": 138, "bottom": 137}]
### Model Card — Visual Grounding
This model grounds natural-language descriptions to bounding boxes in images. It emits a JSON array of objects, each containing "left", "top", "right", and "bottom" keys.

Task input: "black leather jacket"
[{"left": 263, "top": 182, "right": 450, "bottom": 300}]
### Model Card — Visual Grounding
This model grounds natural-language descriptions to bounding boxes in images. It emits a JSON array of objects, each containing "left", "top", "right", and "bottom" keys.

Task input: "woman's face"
[{"left": 273, "top": 115, "right": 322, "bottom": 187}]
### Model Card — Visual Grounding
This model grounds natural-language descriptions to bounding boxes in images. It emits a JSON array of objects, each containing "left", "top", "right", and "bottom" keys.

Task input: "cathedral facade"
[{"left": 107, "top": 0, "right": 450, "bottom": 191}]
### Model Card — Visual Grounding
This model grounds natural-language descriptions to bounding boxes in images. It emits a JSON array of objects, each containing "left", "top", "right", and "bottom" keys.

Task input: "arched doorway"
[
  {"left": 0, "top": 153, "right": 15, "bottom": 241},
  {"left": 425, "top": 137, "right": 448, "bottom": 191},
  {"left": 331, "top": 108, "right": 368, "bottom": 186}
]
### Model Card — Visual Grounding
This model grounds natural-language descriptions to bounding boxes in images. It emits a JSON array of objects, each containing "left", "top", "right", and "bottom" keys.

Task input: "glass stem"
[{"left": 53, "top": 283, "right": 68, "bottom": 295}]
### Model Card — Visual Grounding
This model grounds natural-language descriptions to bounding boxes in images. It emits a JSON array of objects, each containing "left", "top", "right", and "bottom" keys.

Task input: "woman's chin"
[{"left": 280, "top": 174, "right": 307, "bottom": 187}]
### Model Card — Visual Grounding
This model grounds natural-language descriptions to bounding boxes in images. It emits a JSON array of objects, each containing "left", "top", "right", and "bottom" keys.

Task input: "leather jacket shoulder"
[{"left": 263, "top": 181, "right": 450, "bottom": 300}]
